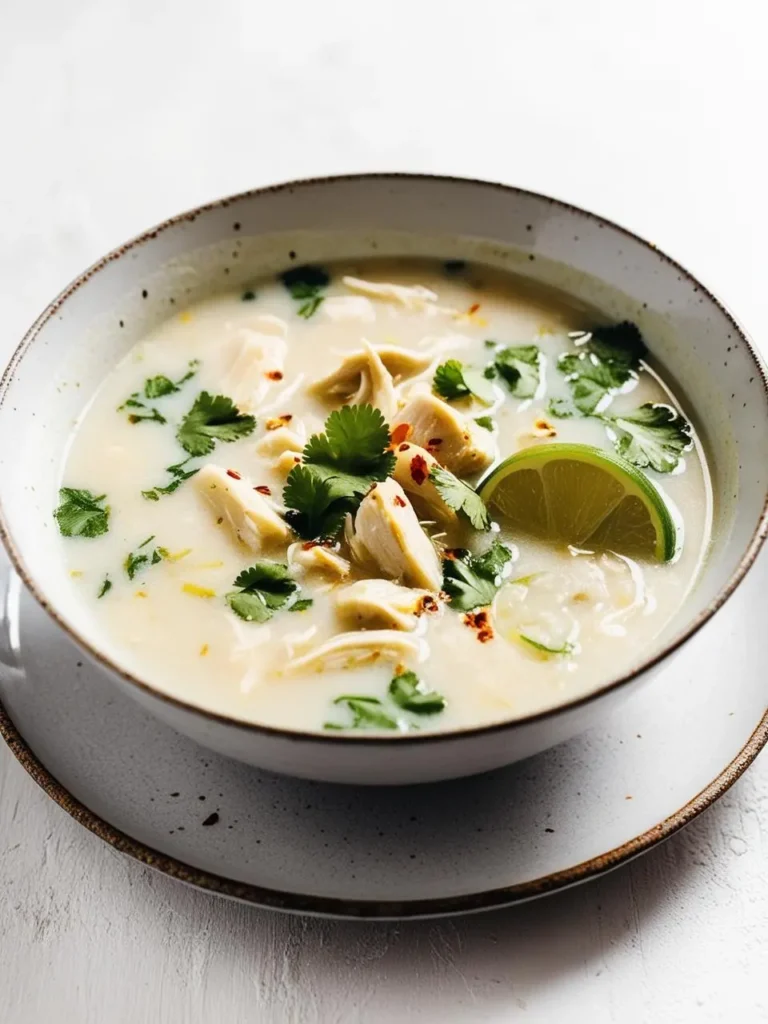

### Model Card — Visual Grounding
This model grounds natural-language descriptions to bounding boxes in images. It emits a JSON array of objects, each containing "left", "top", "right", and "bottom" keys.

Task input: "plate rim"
[{"left": 2, "top": 697, "right": 766, "bottom": 919}]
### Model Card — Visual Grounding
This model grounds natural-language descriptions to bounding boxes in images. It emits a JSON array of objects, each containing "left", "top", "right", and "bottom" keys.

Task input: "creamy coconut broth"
[{"left": 55, "top": 260, "right": 712, "bottom": 732}]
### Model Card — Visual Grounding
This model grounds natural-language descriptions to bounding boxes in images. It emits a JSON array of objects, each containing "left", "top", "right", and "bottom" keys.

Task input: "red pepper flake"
[
  {"left": 393, "top": 495, "right": 406, "bottom": 507},
  {"left": 427, "top": 437, "right": 443, "bottom": 448},
  {"left": 390, "top": 423, "right": 411, "bottom": 446},
  {"left": 255, "top": 485, "right": 271, "bottom": 495},
  {"left": 442, "top": 549, "right": 462, "bottom": 561},
  {"left": 265, "top": 370, "right": 283, "bottom": 381},
  {"left": 302, "top": 540, "right": 320, "bottom": 550},
  {"left": 226, "top": 469, "right": 241, "bottom": 480},
  {"left": 417, "top": 595, "right": 439, "bottom": 615},
  {"left": 468, "top": 302, "right": 481, "bottom": 315},
  {"left": 410, "top": 454, "right": 429, "bottom": 486},
  {"left": 463, "top": 609, "right": 494, "bottom": 642}
]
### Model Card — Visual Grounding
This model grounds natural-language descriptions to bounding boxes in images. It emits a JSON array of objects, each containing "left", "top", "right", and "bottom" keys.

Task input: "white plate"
[{"left": 1, "top": 547, "right": 766, "bottom": 920}]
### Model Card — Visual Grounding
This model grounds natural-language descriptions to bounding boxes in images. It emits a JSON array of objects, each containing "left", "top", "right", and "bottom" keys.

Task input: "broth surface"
[{"left": 56, "top": 260, "right": 712, "bottom": 732}]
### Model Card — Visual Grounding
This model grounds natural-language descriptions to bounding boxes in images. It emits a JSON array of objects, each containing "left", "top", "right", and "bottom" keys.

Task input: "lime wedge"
[{"left": 478, "top": 443, "right": 680, "bottom": 561}]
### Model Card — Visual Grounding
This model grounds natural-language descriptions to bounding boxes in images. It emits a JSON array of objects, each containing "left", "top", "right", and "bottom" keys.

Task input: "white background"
[{"left": 1, "top": 1, "right": 767, "bottom": 1020}]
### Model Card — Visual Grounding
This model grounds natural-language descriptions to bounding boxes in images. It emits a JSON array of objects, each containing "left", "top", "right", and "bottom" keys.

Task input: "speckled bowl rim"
[
  {"left": 1, "top": 172, "right": 768, "bottom": 751},
  {"left": 1, "top": 696, "right": 766, "bottom": 917}
]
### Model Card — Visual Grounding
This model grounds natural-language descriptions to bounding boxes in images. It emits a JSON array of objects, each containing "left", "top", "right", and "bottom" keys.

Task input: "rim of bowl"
[{"left": 1, "top": 172, "right": 767, "bottom": 748}]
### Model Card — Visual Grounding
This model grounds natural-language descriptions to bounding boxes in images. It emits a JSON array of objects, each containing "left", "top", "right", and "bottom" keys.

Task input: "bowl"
[{"left": 1, "top": 174, "right": 766, "bottom": 785}]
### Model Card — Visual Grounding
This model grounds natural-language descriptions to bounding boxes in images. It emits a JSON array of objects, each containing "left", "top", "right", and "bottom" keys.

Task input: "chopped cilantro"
[
  {"left": 288, "top": 597, "right": 314, "bottom": 613},
  {"left": 97, "top": 575, "right": 112, "bottom": 599},
  {"left": 433, "top": 360, "right": 495, "bottom": 404},
  {"left": 226, "top": 561, "right": 299, "bottom": 623},
  {"left": 118, "top": 361, "right": 199, "bottom": 422},
  {"left": 605, "top": 402, "right": 693, "bottom": 473},
  {"left": 325, "top": 696, "right": 399, "bottom": 731},
  {"left": 142, "top": 457, "right": 200, "bottom": 501},
  {"left": 241, "top": 290, "right": 256, "bottom": 301},
  {"left": 474, "top": 415, "right": 495, "bottom": 431},
  {"left": 442, "top": 542, "right": 514, "bottom": 612},
  {"left": 389, "top": 671, "right": 445, "bottom": 714},
  {"left": 283, "top": 404, "right": 395, "bottom": 540},
  {"left": 176, "top": 392, "right": 256, "bottom": 456},
  {"left": 280, "top": 264, "right": 329, "bottom": 319},
  {"left": 492, "top": 345, "right": 541, "bottom": 399},
  {"left": 128, "top": 407, "right": 167, "bottom": 425},
  {"left": 430, "top": 466, "right": 490, "bottom": 530},
  {"left": 54, "top": 488, "right": 110, "bottom": 538},
  {"left": 144, "top": 376, "right": 177, "bottom": 399},
  {"left": 519, "top": 634, "right": 575, "bottom": 656},
  {"left": 124, "top": 539, "right": 165, "bottom": 581}
]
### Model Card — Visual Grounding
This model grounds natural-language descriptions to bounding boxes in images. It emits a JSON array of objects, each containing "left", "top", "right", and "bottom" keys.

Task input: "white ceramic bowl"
[{"left": 1, "top": 174, "right": 766, "bottom": 785}]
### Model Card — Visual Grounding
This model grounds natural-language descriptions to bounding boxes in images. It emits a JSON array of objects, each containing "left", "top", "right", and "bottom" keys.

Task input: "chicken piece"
[
  {"left": 335, "top": 579, "right": 437, "bottom": 631},
  {"left": 288, "top": 542, "right": 350, "bottom": 580},
  {"left": 392, "top": 393, "right": 495, "bottom": 477},
  {"left": 310, "top": 343, "right": 432, "bottom": 402},
  {"left": 342, "top": 276, "right": 454, "bottom": 314},
  {"left": 359, "top": 341, "right": 399, "bottom": 419},
  {"left": 283, "top": 629, "right": 423, "bottom": 674},
  {"left": 255, "top": 425, "right": 305, "bottom": 457},
  {"left": 353, "top": 479, "right": 442, "bottom": 590},
  {"left": 321, "top": 295, "right": 376, "bottom": 322},
  {"left": 391, "top": 442, "right": 458, "bottom": 524},
  {"left": 195, "top": 465, "right": 289, "bottom": 552},
  {"left": 274, "top": 451, "right": 303, "bottom": 476},
  {"left": 221, "top": 328, "right": 287, "bottom": 412}
]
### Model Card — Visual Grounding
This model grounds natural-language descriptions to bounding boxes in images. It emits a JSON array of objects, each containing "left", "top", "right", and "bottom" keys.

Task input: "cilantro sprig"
[
  {"left": 325, "top": 670, "right": 446, "bottom": 731},
  {"left": 142, "top": 457, "right": 200, "bottom": 501},
  {"left": 280, "top": 264, "right": 330, "bottom": 319},
  {"left": 389, "top": 670, "right": 446, "bottom": 714},
  {"left": 177, "top": 392, "right": 256, "bottom": 457},
  {"left": 325, "top": 696, "right": 400, "bottom": 731},
  {"left": 558, "top": 322, "right": 645, "bottom": 416},
  {"left": 433, "top": 360, "right": 495, "bottom": 404},
  {"left": 226, "top": 561, "right": 300, "bottom": 623},
  {"left": 54, "top": 488, "right": 110, "bottom": 538},
  {"left": 283, "top": 404, "right": 395, "bottom": 540},
  {"left": 442, "top": 542, "right": 513, "bottom": 612}
]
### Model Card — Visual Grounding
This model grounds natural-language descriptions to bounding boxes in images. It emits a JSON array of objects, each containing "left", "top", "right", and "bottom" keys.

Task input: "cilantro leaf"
[
  {"left": 605, "top": 402, "right": 693, "bottom": 473},
  {"left": 142, "top": 457, "right": 199, "bottom": 501},
  {"left": 284, "top": 405, "right": 395, "bottom": 540},
  {"left": 128, "top": 407, "right": 167, "bottom": 425},
  {"left": 144, "top": 375, "right": 178, "bottom": 399},
  {"left": 493, "top": 345, "right": 541, "bottom": 399},
  {"left": 177, "top": 392, "right": 256, "bottom": 456},
  {"left": 326, "top": 696, "right": 399, "bottom": 731},
  {"left": 288, "top": 598, "right": 314, "bottom": 613},
  {"left": 283, "top": 465, "right": 355, "bottom": 541},
  {"left": 442, "top": 542, "right": 513, "bottom": 611},
  {"left": 558, "top": 353, "right": 632, "bottom": 415},
  {"left": 389, "top": 671, "right": 445, "bottom": 714},
  {"left": 54, "top": 488, "right": 110, "bottom": 538},
  {"left": 298, "top": 295, "right": 324, "bottom": 319},
  {"left": 433, "top": 360, "right": 494, "bottom": 404},
  {"left": 474, "top": 415, "right": 495, "bottom": 431},
  {"left": 97, "top": 575, "right": 112, "bottom": 599},
  {"left": 226, "top": 560, "right": 299, "bottom": 623},
  {"left": 577, "top": 321, "right": 647, "bottom": 369},
  {"left": 430, "top": 466, "right": 490, "bottom": 530}
]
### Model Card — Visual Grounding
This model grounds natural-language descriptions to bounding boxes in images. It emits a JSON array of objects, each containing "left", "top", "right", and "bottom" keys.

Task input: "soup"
[{"left": 54, "top": 260, "right": 712, "bottom": 733}]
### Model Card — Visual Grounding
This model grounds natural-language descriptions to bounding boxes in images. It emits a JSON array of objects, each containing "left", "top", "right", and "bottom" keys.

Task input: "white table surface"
[{"left": 2, "top": 1, "right": 767, "bottom": 1020}]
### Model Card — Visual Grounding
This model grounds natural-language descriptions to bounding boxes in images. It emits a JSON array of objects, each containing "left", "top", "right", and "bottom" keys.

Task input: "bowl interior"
[{"left": 1, "top": 176, "right": 766, "bottom": 725}]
